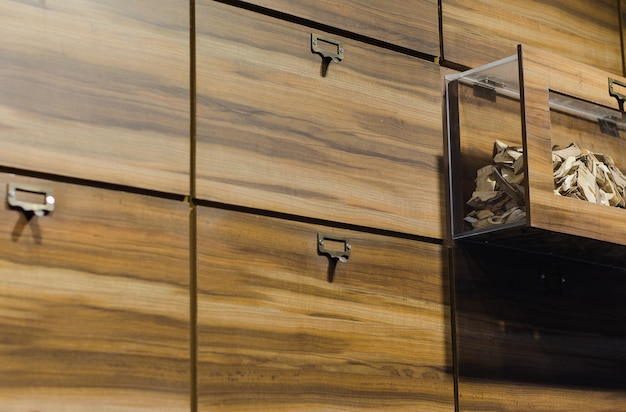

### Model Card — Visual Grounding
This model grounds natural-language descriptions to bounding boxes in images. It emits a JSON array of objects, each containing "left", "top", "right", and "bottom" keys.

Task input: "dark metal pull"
[
  {"left": 311, "top": 34, "right": 344, "bottom": 77},
  {"left": 7, "top": 183, "right": 55, "bottom": 217},
  {"left": 317, "top": 233, "right": 351, "bottom": 283},
  {"left": 311, "top": 34, "right": 344, "bottom": 63},
  {"left": 608, "top": 77, "right": 626, "bottom": 112},
  {"left": 318, "top": 233, "right": 351, "bottom": 263}
]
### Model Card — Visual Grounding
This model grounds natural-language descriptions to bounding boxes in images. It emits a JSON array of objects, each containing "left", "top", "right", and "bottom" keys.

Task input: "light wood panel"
[
  {"left": 0, "top": 1, "right": 189, "bottom": 194},
  {"left": 521, "top": 45, "right": 626, "bottom": 246},
  {"left": 0, "top": 173, "right": 189, "bottom": 411},
  {"left": 442, "top": 0, "right": 622, "bottom": 73},
  {"left": 195, "top": 0, "right": 445, "bottom": 238},
  {"left": 238, "top": 0, "right": 439, "bottom": 55},
  {"left": 196, "top": 206, "right": 454, "bottom": 411}
]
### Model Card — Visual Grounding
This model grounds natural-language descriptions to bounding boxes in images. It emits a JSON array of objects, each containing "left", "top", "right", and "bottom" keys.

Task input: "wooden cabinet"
[
  {"left": 441, "top": 0, "right": 622, "bottom": 74},
  {"left": 237, "top": 0, "right": 440, "bottom": 55},
  {"left": 195, "top": 0, "right": 445, "bottom": 239},
  {"left": 0, "top": 173, "right": 189, "bottom": 411},
  {"left": 0, "top": 1, "right": 189, "bottom": 194},
  {"left": 196, "top": 206, "right": 454, "bottom": 411}
]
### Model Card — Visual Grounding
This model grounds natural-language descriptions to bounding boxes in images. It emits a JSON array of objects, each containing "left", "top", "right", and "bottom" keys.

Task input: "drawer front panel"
[
  {"left": 238, "top": 0, "right": 439, "bottom": 55},
  {"left": 453, "top": 242, "right": 626, "bottom": 411},
  {"left": 0, "top": 174, "right": 189, "bottom": 411},
  {"left": 442, "top": 0, "right": 622, "bottom": 73},
  {"left": 196, "top": 1, "right": 444, "bottom": 238},
  {"left": 0, "top": 1, "right": 189, "bottom": 194},
  {"left": 196, "top": 206, "right": 454, "bottom": 411}
]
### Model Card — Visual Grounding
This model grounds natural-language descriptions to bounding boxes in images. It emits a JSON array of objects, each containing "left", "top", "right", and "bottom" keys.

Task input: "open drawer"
[{"left": 446, "top": 44, "right": 626, "bottom": 265}]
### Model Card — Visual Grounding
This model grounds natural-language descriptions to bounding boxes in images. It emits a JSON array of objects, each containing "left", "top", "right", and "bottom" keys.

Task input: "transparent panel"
[
  {"left": 446, "top": 55, "right": 526, "bottom": 238},
  {"left": 549, "top": 91, "right": 626, "bottom": 209}
]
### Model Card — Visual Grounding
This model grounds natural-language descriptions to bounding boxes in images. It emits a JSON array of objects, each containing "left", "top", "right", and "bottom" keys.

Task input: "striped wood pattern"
[
  {"left": 442, "top": 0, "right": 622, "bottom": 74},
  {"left": 238, "top": 0, "right": 439, "bottom": 55},
  {"left": 0, "top": 174, "right": 190, "bottom": 411},
  {"left": 0, "top": 1, "right": 189, "bottom": 194},
  {"left": 195, "top": 0, "right": 445, "bottom": 238},
  {"left": 196, "top": 206, "right": 454, "bottom": 411}
]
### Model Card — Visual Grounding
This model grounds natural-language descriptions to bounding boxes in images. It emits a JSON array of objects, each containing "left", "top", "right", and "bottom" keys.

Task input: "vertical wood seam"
[{"left": 189, "top": 0, "right": 198, "bottom": 411}]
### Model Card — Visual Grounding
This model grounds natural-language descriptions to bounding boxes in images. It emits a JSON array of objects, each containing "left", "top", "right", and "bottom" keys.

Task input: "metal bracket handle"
[
  {"left": 7, "top": 183, "right": 55, "bottom": 217},
  {"left": 317, "top": 233, "right": 351, "bottom": 283},
  {"left": 317, "top": 233, "right": 351, "bottom": 263},
  {"left": 608, "top": 77, "right": 626, "bottom": 112},
  {"left": 311, "top": 34, "right": 343, "bottom": 77},
  {"left": 311, "top": 34, "right": 344, "bottom": 63}
]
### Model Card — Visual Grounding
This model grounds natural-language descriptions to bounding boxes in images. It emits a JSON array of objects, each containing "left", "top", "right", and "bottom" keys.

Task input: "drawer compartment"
[
  {"left": 196, "top": 205, "right": 454, "bottom": 411},
  {"left": 0, "top": 1, "right": 189, "bottom": 194},
  {"left": 0, "top": 173, "right": 189, "bottom": 410},
  {"left": 196, "top": 1, "right": 444, "bottom": 238},
  {"left": 442, "top": 0, "right": 621, "bottom": 73},
  {"left": 237, "top": 0, "right": 439, "bottom": 55},
  {"left": 446, "top": 45, "right": 626, "bottom": 260}
]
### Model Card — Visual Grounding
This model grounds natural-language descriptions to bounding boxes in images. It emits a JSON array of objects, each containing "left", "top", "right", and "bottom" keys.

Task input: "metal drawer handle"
[
  {"left": 311, "top": 34, "right": 344, "bottom": 63},
  {"left": 311, "top": 33, "right": 343, "bottom": 77},
  {"left": 318, "top": 233, "right": 351, "bottom": 263},
  {"left": 7, "top": 183, "right": 55, "bottom": 217},
  {"left": 318, "top": 233, "right": 351, "bottom": 283}
]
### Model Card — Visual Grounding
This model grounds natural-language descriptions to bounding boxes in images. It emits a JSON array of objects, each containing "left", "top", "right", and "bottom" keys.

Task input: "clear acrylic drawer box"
[{"left": 446, "top": 45, "right": 626, "bottom": 264}]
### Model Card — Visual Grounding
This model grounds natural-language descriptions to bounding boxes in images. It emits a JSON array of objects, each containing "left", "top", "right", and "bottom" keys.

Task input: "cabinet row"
[
  {"left": 3, "top": 0, "right": 625, "bottom": 239},
  {"left": 0, "top": 172, "right": 453, "bottom": 411},
  {"left": 5, "top": 169, "right": 626, "bottom": 411}
]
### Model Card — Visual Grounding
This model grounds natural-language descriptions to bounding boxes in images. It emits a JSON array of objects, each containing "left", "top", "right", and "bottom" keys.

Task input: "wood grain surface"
[
  {"left": 521, "top": 45, "right": 626, "bottom": 246},
  {"left": 453, "top": 242, "right": 626, "bottom": 411},
  {"left": 195, "top": 0, "right": 445, "bottom": 239},
  {"left": 0, "top": 1, "right": 189, "bottom": 194},
  {"left": 0, "top": 173, "right": 190, "bottom": 411},
  {"left": 238, "top": 0, "right": 440, "bottom": 55},
  {"left": 196, "top": 206, "right": 453, "bottom": 411},
  {"left": 442, "top": 0, "right": 622, "bottom": 73}
]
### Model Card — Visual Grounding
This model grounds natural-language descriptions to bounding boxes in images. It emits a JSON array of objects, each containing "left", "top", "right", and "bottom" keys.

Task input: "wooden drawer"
[
  {"left": 453, "top": 242, "right": 626, "bottom": 411},
  {"left": 237, "top": 0, "right": 439, "bottom": 55},
  {"left": 441, "top": 0, "right": 622, "bottom": 73},
  {"left": 446, "top": 45, "right": 626, "bottom": 254},
  {"left": 196, "top": 206, "right": 454, "bottom": 411},
  {"left": 195, "top": 1, "right": 444, "bottom": 239},
  {"left": 0, "top": 173, "right": 189, "bottom": 410},
  {"left": 0, "top": 1, "right": 189, "bottom": 194}
]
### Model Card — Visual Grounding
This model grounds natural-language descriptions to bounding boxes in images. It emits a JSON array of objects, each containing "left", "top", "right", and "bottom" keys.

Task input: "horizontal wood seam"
[
  {"left": 0, "top": 165, "right": 187, "bottom": 201},
  {"left": 211, "top": 0, "right": 439, "bottom": 63},
  {"left": 194, "top": 198, "right": 445, "bottom": 244}
]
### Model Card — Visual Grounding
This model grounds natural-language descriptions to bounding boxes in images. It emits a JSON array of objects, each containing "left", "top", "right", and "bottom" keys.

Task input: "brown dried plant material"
[
  {"left": 553, "top": 143, "right": 626, "bottom": 208},
  {"left": 464, "top": 140, "right": 626, "bottom": 231},
  {"left": 464, "top": 140, "right": 526, "bottom": 229}
]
